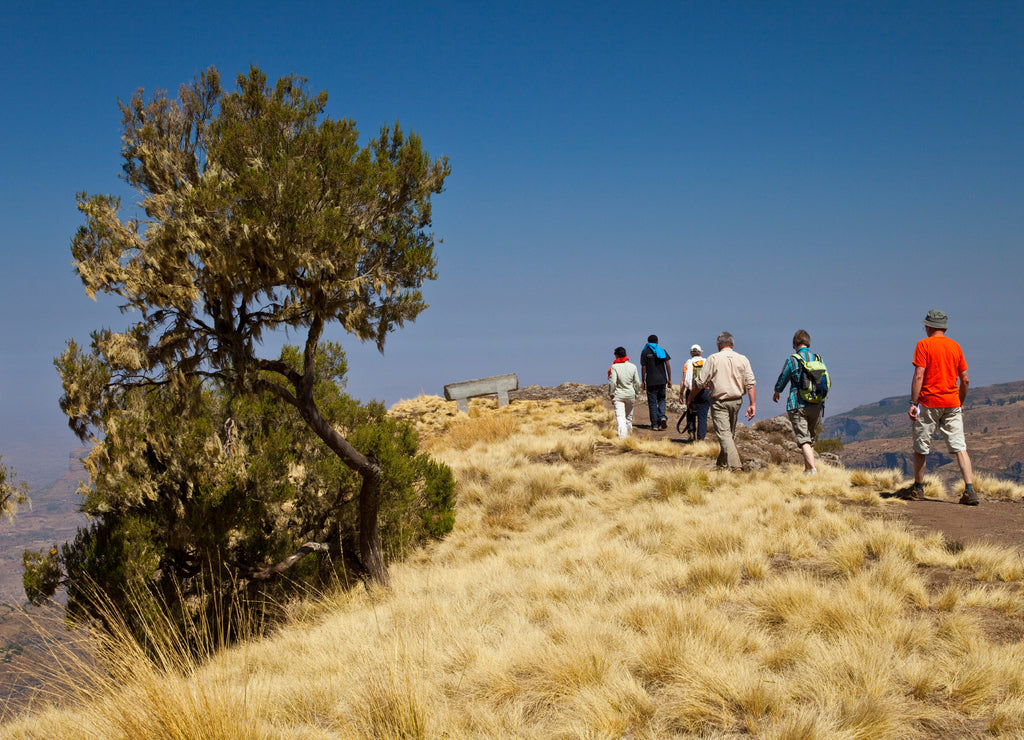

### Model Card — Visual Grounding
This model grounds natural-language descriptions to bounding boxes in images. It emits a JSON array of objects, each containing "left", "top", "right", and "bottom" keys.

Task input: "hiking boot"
[
  {"left": 900, "top": 483, "right": 925, "bottom": 501},
  {"left": 959, "top": 489, "right": 980, "bottom": 506}
]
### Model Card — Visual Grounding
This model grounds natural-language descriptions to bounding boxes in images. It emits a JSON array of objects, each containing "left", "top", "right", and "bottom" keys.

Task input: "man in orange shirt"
[{"left": 906, "top": 309, "right": 977, "bottom": 505}]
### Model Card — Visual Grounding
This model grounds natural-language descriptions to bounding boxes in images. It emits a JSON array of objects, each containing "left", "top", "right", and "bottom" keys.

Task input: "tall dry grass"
[{"left": 4, "top": 395, "right": 1024, "bottom": 738}]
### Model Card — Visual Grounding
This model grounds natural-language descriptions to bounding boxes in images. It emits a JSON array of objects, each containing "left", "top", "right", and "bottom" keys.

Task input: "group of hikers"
[{"left": 607, "top": 309, "right": 979, "bottom": 505}]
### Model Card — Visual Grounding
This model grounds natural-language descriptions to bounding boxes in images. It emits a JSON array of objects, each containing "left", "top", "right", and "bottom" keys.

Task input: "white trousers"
[{"left": 613, "top": 397, "right": 635, "bottom": 438}]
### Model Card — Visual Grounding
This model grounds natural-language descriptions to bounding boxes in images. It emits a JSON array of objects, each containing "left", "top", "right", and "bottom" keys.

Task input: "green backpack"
[{"left": 792, "top": 352, "right": 830, "bottom": 404}]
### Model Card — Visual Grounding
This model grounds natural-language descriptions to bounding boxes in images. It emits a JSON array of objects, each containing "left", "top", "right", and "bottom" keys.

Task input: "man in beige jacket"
[{"left": 687, "top": 331, "right": 756, "bottom": 470}]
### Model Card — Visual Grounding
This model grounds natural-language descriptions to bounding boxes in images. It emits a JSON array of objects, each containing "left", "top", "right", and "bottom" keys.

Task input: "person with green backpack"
[{"left": 773, "top": 329, "right": 830, "bottom": 474}]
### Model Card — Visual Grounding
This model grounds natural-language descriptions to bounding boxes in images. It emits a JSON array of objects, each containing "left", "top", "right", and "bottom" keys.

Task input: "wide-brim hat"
[{"left": 923, "top": 309, "right": 948, "bottom": 329}]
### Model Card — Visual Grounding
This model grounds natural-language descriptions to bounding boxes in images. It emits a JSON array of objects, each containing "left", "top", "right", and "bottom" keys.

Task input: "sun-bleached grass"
[
  {"left": 6, "top": 394, "right": 1024, "bottom": 738},
  {"left": 678, "top": 438, "right": 720, "bottom": 458},
  {"left": 973, "top": 472, "right": 1024, "bottom": 502},
  {"left": 849, "top": 466, "right": 907, "bottom": 489}
]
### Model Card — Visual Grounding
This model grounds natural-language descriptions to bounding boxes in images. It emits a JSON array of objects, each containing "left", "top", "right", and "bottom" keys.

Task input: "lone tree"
[
  {"left": 54, "top": 66, "right": 451, "bottom": 587},
  {"left": 27, "top": 343, "right": 455, "bottom": 643}
]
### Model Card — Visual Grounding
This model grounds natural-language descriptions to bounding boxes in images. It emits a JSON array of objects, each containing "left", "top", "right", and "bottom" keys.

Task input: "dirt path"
[{"left": 624, "top": 389, "right": 1024, "bottom": 552}]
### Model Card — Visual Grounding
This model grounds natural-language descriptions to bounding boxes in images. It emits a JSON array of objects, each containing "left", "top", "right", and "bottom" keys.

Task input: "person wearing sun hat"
[
  {"left": 681, "top": 344, "right": 710, "bottom": 441},
  {"left": 905, "top": 309, "right": 978, "bottom": 505}
]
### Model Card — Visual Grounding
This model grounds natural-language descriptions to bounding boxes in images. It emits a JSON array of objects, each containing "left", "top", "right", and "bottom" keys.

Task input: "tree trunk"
[
  {"left": 296, "top": 394, "right": 390, "bottom": 586},
  {"left": 357, "top": 468, "right": 387, "bottom": 585}
]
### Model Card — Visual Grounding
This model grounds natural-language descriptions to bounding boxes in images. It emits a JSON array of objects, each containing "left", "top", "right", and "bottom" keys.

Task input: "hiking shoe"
[
  {"left": 959, "top": 490, "right": 980, "bottom": 506},
  {"left": 900, "top": 483, "right": 925, "bottom": 501},
  {"left": 661, "top": 419, "right": 668, "bottom": 430}
]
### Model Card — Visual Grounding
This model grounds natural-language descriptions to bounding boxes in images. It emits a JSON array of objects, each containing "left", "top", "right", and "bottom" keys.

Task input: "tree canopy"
[{"left": 48, "top": 65, "right": 452, "bottom": 594}]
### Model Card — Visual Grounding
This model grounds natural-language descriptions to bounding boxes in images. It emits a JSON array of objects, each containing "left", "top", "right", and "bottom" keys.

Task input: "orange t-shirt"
[{"left": 913, "top": 335, "right": 967, "bottom": 408}]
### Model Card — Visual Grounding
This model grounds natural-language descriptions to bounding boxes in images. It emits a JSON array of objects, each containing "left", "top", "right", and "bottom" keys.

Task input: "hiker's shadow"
[{"left": 879, "top": 489, "right": 958, "bottom": 504}]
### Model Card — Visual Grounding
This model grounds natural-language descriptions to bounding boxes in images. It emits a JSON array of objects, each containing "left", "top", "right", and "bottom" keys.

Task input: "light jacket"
[{"left": 608, "top": 361, "right": 642, "bottom": 400}]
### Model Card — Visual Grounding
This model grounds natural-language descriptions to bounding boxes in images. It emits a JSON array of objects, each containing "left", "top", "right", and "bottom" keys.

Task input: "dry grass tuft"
[
  {"left": 972, "top": 473, "right": 1024, "bottom": 502},
  {"left": 434, "top": 413, "right": 520, "bottom": 451},
  {"left": 679, "top": 439, "right": 720, "bottom": 458},
  {"left": 849, "top": 467, "right": 906, "bottom": 489}
]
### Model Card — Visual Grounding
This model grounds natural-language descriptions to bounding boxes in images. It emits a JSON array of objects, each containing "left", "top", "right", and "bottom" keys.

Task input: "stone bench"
[{"left": 444, "top": 373, "right": 519, "bottom": 414}]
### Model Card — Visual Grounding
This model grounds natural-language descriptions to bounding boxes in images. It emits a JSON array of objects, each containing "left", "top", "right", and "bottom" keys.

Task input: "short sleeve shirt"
[{"left": 913, "top": 335, "right": 967, "bottom": 408}]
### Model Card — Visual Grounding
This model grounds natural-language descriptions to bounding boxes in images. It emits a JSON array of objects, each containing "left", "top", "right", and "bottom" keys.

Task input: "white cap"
[{"left": 690, "top": 344, "right": 702, "bottom": 353}]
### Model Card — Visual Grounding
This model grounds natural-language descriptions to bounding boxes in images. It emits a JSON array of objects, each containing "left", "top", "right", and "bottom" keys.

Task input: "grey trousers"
[{"left": 710, "top": 397, "right": 743, "bottom": 469}]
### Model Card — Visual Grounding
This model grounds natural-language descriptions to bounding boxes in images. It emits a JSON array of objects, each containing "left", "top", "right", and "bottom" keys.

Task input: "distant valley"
[
  {"left": 0, "top": 450, "right": 87, "bottom": 605},
  {"left": 0, "top": 450, "right": 88, "bottom": 717},
  {"left": 825, "top": 380, "right": 1024, "bottom": 484}
]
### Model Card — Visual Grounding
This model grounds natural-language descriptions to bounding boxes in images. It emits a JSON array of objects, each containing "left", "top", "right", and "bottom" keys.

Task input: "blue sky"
[{"left": 2, "top": 1, "right": 1022, "bottom": 486}]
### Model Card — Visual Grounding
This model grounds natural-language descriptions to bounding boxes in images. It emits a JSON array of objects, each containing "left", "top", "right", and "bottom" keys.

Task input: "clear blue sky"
[{"left": 2, "top": 1, "right": 1022, "bottom": 486}]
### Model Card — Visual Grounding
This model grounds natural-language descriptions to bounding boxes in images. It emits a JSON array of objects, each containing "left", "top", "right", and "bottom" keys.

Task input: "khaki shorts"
[
  {"left": 913, "top": 406, "right": 967, "bottom": 454},
  {"left": 787, "top": 404, "right": 822, "bottom": 447}
]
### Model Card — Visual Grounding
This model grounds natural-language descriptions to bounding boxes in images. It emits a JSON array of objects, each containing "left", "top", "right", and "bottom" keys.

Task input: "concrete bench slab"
[{"left": 444, "top": 373, "right": 519, "bottom": 414}]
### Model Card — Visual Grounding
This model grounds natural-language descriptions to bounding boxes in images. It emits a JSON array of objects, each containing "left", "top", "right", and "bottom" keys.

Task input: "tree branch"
[{"left": 245, "top": 541, "right": 334, "bottom": 581}]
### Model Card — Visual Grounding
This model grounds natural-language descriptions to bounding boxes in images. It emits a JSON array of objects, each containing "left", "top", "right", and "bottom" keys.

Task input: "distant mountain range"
[{"left": 825, "top": 380, "right": 1024, "bottom": 483}]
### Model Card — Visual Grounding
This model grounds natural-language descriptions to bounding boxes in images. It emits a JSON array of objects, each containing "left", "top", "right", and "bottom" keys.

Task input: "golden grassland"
[{"left": 4, "top": 396, "right": 1024, "bottom": 738}]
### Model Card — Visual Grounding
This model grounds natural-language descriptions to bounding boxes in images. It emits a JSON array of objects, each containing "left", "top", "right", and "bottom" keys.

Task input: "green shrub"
[
  {"left": 815, "top": 436, "right": 843, "bottom": 454},
  {"left": 25, "top": 344, "right": 455, "bottom": 653}
]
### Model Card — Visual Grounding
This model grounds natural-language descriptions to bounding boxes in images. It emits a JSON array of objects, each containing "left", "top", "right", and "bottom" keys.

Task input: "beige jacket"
[{"left": 697, "top": 347, "right": 755, "bottom": 400}]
